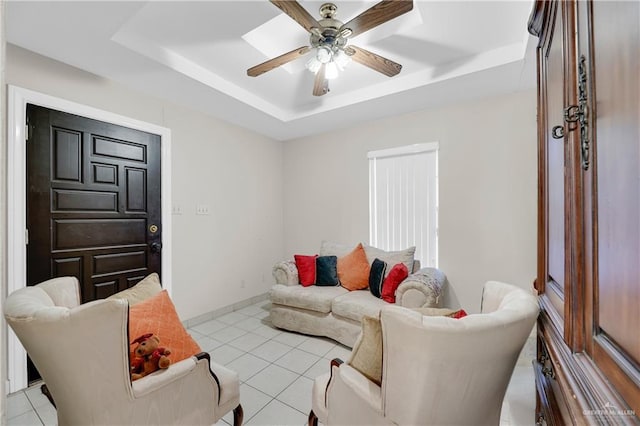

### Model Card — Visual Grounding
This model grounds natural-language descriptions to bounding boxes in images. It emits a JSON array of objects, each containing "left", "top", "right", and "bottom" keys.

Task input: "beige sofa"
[{"left": 269, "top": 241, "right": 446, "bottom": 347}]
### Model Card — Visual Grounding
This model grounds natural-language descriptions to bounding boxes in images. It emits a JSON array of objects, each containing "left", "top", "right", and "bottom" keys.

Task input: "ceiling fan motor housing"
[{"left": 310, "top": 3, "right": 348, "bottom": 51}]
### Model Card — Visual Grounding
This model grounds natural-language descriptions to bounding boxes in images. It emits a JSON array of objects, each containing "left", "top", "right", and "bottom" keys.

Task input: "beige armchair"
[
  {"left": 4, "top": 277, "right": 243, "bottom": 425},
  {"left": 309, "top": 281, "right": 539, "bottom": 426}
]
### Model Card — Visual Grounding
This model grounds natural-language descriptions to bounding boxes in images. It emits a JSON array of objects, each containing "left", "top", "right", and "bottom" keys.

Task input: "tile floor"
[{"left": 7, "top": 300, "right": 535, "bottom": 425}]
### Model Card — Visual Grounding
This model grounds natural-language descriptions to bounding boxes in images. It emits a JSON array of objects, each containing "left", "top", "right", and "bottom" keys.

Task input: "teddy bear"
[{"left": 130, "top": 333, "right": 171, "bottom": 381}]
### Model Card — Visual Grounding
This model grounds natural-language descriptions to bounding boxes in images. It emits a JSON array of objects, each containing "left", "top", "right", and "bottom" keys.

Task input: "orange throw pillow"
[
  {"left": 338, "top": 243, "right": 371, "bottom": 291},
  {"left": 129, "top": 290, "right": 201, "bottom": 365}
]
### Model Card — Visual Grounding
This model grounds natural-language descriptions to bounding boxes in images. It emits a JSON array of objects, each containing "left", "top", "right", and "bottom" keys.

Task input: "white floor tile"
[
  {"left": 252, "top": 340, "right": 293, "bottom": 362},
  {"left": 253, "top": 310, "right": 270, "bottom": 320},
  {"left": 7, "top": 409, "right": 43, "bottom": 426},
  {"left": 209, "top": 344, "right": 246, "bottom": 365},
  {"left": 24, "top": 385, "right": 51, "bottom": 409},
  {"left": 247, "top": 399, "right": 307, "bottom": 425},
  {"left": 217, "top": 311, "right": 250, "bottom": 325},
  {"left": 192, "top": 332, "right": 224, "bottom": 352},
  {"left": 297, "top": 337, "right": 336, "bottom": 357},
  {"left": 209, "top": 326, "right": 248, "bottom": 343},
  {"left": 226, "top": 353, "right": 270, "bottom": 382},
  {"left": 246, "top": 364, "right": 299, "bottom": 397},
  {"left": 303, "top": 358, "right": 332, "bottom": 380},
  {"left": 323, "top": 344, "right": 352, "bottom": 361},
  {"left": 34, "top": 402, "right": 58, "bottom": 426},
  {"left": 235, "top": 316, "right": 266, "bottom": 332},
  {"left": 7, "top": 392, "right": 33, "bottom": 419},
  {"left": 252, "top": 325, "right": 282, "bottom": 340},
  {"left": 228, "top": 332, "right": 269, "bottom": 352},
  {"left": 236, "top": 304, "right": 265, "bottom": 317},
  {"left": 276, "top": 375, "right": 314, "bottom": 414},
  {"left": 224, "top": 383, "right": 272, "bottom": 424},
  {"left": 273, "top": 331, "right": 309, "bottom": 347},
  {"left": 274, "top": 348, "right": 321, "bottom": 375},
  {"left": 191, "top": 319, "right": 228, "bottom": 335}
]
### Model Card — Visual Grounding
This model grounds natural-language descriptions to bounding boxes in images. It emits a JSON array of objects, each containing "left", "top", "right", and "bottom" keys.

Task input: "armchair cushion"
[
  {"left": 348, "top": 315, "right": 383, "bottom": 385},
  {"left": 107, "top": 273, "right": 162, "bottom": 305},
  {"left": 129, "top": 290, "right": 201, "bottom": 365}
]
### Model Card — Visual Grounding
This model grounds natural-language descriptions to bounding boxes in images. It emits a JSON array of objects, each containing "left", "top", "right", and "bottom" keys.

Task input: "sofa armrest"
[
  {"left": 272, "top": 260, "right": 299, "bottom": 286},
  {"left": 395, "top": 267, "right": 446, "bottom": 308}
]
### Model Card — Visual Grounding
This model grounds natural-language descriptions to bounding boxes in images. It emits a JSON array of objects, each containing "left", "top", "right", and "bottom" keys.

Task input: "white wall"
[
  {"left": 283, "top": 90, "right": 537, "bottom": 312},
  {"left": 1, "top": 1, "right": 7, "bottom": 419},
  {"left": 6, "top": 45, "right": 284, "bottom": 320}
]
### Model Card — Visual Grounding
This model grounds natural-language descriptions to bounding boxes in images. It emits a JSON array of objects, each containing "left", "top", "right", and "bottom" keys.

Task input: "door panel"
[{"left": 27, "top": 104, "right": 162, "bottom": 302}]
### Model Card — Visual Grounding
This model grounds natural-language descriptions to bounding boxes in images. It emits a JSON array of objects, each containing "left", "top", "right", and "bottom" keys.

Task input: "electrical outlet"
[
  {"left": 196, "top": 205, "right": 210, "bottom": 215},
  {"left": 172, "top": 205, "right": 183, "bottom": 215}
]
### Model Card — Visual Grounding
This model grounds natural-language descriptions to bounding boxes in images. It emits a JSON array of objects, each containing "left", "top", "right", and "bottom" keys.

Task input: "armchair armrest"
[
  {"left": 272, "top": 260, "right": 299, "bottom": 286},
  {"left": 395, "top": 267, "right": 446, "bottom": 308},
  {"left": 132, "top": 356, "right": 205, "bottom": 398},
  {"left": 326, "top": 363, "right": 384, "bottom": 423}
]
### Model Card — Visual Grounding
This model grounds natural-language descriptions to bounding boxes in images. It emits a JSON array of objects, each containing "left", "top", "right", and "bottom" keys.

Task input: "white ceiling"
[{"left": 6, "top": 0, "right": 537, "bottom": 141}]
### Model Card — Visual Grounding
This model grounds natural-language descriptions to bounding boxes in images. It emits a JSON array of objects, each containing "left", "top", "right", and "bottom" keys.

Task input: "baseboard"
[{"left": 183, "top": 293, "right": 269, "bottom": 328}]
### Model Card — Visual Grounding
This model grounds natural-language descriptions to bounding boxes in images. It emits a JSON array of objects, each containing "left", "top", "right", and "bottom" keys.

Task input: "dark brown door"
[{"left": 26, "top": 104, "right": 162, "bottom": 300}]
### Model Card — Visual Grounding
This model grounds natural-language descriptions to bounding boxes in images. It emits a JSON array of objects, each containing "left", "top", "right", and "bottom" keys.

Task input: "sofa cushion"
[
  {"left": 368, "top": 258, "right": 387, "bottom": 298},
  {"left": 294, "top": 254, "right": 317, "bottom": 286},
  {"left": 332, "top": 290, "right": 387, "bottom": 323},
  {"left": 338, "top": 243, "right": 371, "bottom": 291},
  {"left": 270, "top": 284, "right": 348, "bottom": 314},
  {"left": 381, "top": 263, "right": 409, "bottom": 303},
  {"left": 364, "top": 246, "right": 416, "bottom": 275},
  {"left": 319, "top": 240, "right": 356, "bottom": 258},
  {"left": 316, "top": 256, "right": 340, "bottom": 286}
]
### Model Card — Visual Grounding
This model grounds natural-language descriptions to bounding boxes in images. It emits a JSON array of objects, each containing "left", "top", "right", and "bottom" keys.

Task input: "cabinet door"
[
  {"left": 535, "top": 0, "right": 579, "bottom": 340},
  {"left": 584, "top": 0, "right": 640, "bottom": 415}
]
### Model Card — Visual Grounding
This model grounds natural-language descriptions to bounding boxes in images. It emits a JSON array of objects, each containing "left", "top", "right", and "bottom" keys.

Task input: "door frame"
[{"left": 7, "top": 85, "right": 173, "bottom": 393}]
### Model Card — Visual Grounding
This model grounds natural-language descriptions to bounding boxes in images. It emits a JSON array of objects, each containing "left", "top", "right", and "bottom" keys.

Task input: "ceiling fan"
[{"left": 247, "top": 0, "right": 413, "bottom": 96}]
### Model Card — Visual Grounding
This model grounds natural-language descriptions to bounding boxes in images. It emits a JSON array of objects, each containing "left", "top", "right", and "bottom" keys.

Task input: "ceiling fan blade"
[
  {"left": 347, "top": 45, "right": 402, "bottom": 77},
  {"left": 270, "top": 0, "right": 321, "bottom": 33},
  {"left": 247, "top": 46, "right": 311, "bottom": 77},
  {"left": 340, "top": 0, "right": 413, "bottom": 39},
  {"left": 313, "top": 64, "right": 330, "bottom": 96}
]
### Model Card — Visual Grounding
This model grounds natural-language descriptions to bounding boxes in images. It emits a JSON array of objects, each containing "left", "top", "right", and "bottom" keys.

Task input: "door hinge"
[
  {"left": 25, "top": 229, "right": 29, "bottom": 245},
  {"left": 24, "top": 122, "right": 31, "bottom": 142}
]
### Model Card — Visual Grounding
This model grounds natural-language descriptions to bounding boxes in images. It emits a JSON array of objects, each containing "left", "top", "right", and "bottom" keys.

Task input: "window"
[{"left": 368, "top": 142, "right": 438, "bottom": 267}]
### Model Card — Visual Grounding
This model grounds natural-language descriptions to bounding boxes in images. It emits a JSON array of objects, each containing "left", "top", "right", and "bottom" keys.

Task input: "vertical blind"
[{"left": 368, "top": 142, "right": 438, "bottom": 267}]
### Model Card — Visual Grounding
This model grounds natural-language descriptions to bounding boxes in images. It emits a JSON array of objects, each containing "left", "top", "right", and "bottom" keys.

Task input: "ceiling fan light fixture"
[
  {"left": 334, "top": 49, "right": 351, "bottom": 69},
  {"left": 325, "top": 62, "right": 339, "bottom": 79},
  {"left": 305, "top": 56, "right": 322, "bottom": 73},
  {"left": 316, "top": 46, "right": 332, "bottom": 64}
]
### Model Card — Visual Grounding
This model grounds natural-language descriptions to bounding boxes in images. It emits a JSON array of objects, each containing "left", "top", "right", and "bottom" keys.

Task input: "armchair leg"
[
  {"left": 41, "top": 384, "right": 56, "bottom": 408},
  {"left": 308, "top": 409, "right": 318, "bottom": 426},
  {"left": 233, "top": 404, "right": 243, "bottom": 426}
]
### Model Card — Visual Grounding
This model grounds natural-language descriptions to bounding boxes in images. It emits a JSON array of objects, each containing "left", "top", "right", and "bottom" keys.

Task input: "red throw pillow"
[
  {"left": 294, "top": 254, "right": 318, "bottom": 286},
  {"left": 381, "top": 263, "right": 409, "bottom": 303},
  {"left": 451, "top": 309, "right": 468, "bottom": 319}
]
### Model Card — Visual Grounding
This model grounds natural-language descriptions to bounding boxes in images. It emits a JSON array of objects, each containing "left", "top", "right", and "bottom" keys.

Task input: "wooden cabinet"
[{"left": 529, "top": 1, "right": 640, "bottom": 424}]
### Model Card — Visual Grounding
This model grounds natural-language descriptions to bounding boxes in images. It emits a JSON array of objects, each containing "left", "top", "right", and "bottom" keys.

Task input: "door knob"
[{"left": 150, "top": 242, "right": 162, "bottom": 253}]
